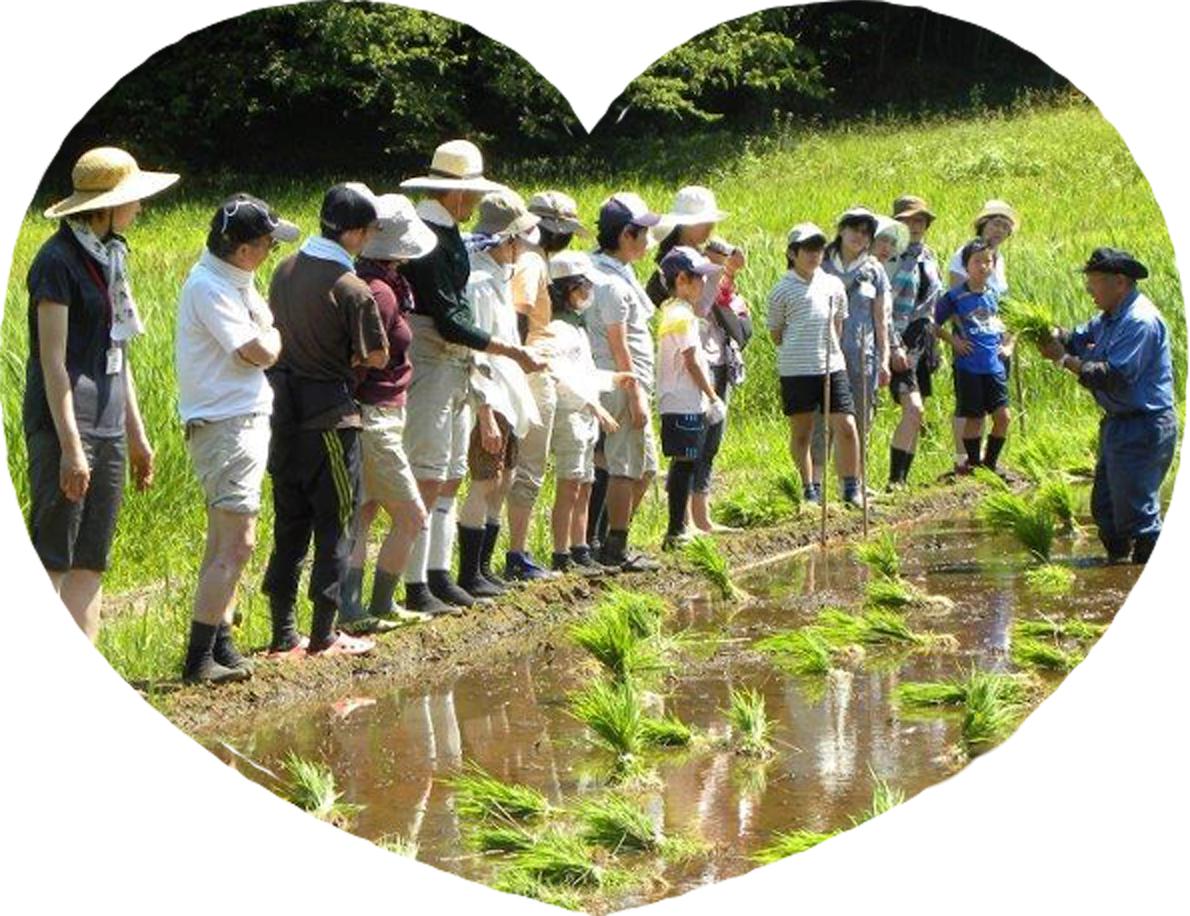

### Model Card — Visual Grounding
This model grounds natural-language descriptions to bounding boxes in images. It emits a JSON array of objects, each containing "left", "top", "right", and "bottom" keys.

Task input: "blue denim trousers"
[{"left": 1091, "top": 408, "right": 1177, "bottom": 556}]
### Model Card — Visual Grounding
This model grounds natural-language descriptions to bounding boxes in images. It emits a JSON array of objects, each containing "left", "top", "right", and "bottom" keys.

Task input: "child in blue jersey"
[{"left": 935, "top": 238, "right": 1013, "bottom": 474}]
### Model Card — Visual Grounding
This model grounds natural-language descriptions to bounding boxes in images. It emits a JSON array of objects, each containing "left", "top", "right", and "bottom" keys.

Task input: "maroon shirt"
[{"left": 355, "top": 259, "right": 414, "bottom": 407}]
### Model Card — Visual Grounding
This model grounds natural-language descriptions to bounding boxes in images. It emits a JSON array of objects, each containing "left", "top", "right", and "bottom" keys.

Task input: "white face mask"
[{"left": 572, "top": 290, "right": 594, "bottom": 313}]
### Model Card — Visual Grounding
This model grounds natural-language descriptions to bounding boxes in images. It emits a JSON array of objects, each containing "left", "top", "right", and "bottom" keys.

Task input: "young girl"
[{"left": 544, "top": 252, "right": 632, "bottom": 574}]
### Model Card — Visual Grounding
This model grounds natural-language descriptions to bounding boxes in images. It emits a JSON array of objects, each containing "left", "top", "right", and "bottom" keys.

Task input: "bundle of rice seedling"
[
  {"left": 1000, "top": 297, "right": 1059, "bottom": 346},
  {"left": 1036, "top": 476, "right": 1081, "bottom": 532},
  {"left": 598, "top": 588, "right": 669, "bottom": 640},
  {"left": 569, "top": 679, "right": 644, "bottom": 763},
  {"left": 895, "top": 668, "right": 1034, "bottom": 711},
  {"left": 726, "top": 687, "right": 776, "bottom": 758},
  {"left": 282, "top": 752, "right": 364, "bottom": 828},
  {"left": 978, "top": 491, "right": 1056, "bottom": 562},
  {"left": 772, "top": 471, "right": 803, "bottom": 507},
  {"left": 513, "top": 830, "right": 605, "bottom": 888},
  {"left": 493, "top": 866, "right": 585, "bottom": 911},
  {"left": 578, "top": 794, "right": 662, "bottom": 852},
  {"left": 375, "top": 833, "right": 418, "bottom": 859},
  {"left": 446, "top": 761, "right": 553, "bottom": 823},
  {"left": 469, "top": 823, "right": 538, "bottom": 854},
  {"left": 851, "top": 770, "right": 906, "bottom": 825},
  {"left": 972, "top": 466, "right": 1011, "bottom": 491},
  {"left": 1015, "top": 434, "right": 1084, "bottom": 483},
  {"left": 640, "top": 713, "right": 693, "bottom": 748},
  {"left": 817, "top": 607, "right": 933, "bottom": 649},
  {"left": 684, "top": 535, "right": 743, "bottom": 601},
  {"left": 755, "top": 627, "right": 835, "bottom": 676},
  {"left": 1014, "top": 617, "right": 1106, "bottom": 642},
  {"left": 863, "top": 576, "right": 920, "bottom": 609},
  {"left": 1023, "top": 563, "right": 1076, "bottom": 596},
  {"left": 852, "top": 530, "right": 901, "bottom": 580},
  {"left": 570, "top": 605, "right": 664, "bottom": 683},
  {"left": 751, "top": 829, "right": 837, "bottom": 863},
  {"left": 1011, "top": 635, "right": 1084, "bottom": 673},
  {"left": 961, "top": 669, "right": 1026, "bottom": 752}
]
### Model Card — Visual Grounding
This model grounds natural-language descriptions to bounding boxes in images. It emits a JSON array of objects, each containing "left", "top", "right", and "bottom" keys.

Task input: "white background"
[{"left": 1, "top": 1, "right": 1186, "bottom": 913}]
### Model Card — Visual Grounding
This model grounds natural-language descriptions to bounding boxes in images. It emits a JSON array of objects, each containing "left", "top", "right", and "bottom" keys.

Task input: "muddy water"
[{"left": 211, "top": 517, "right": 1139, "bottom": 909}]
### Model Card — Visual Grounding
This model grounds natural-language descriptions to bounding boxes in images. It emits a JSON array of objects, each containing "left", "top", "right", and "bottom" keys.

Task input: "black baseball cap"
[
  {"left": 1080, "top": 247, "right": 1149, "bottom": 280},
  {"left": 212, "top": 193, "right": 299, "bottom": 245},
  {"left": 320, "top": 182, "right": 382, "bottom": 232}
]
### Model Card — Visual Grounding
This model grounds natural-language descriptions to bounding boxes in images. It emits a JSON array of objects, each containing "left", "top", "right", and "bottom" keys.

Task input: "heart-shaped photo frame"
[{"left": 1, "top": 1, "right": 1186, "bottom": 914}]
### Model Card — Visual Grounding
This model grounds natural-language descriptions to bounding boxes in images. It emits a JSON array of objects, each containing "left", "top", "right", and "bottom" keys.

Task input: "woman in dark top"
[{"left": 25, "top": 146, "right": 177, "bottom": 641}]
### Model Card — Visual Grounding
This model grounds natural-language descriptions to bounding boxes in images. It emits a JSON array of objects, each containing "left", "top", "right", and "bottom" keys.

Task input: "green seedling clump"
[
  {"left": 1023, "top": 563, "right": 1077, "bottom": 596},
  {"left": 579, "top": 795, "right": 662, "bottom": 852},
  {"left": 962, "top": 669, "right": 1026, "bottom": 753},
  {"left": 469, "top": 823, "right": 539, "bottom": 854},
  {"left": 726, "top": 687, "right": 776, "bottom": 758},
  {"left": 979, "top": 491, "right": 1057, "bottom": 562},
  {"left": 282, "top": 752, "right": 364, "bottom": 828},
  {"left": 599, "top": 587, "right": 669, "bottom": 640},
  {"left": 492, "top": 867, "right": 585, "bottom": 911},
  {"left": 571, "top": 605, "right": 665, "bottom": 684},
  {"left": 851, "top": 770, "right": 906, "bottom": 826},
  {"left": 751, "top": 829, "right": 837, "bottom": 863},
  {"left": 756, "top": 627, "right": 835, "bottom": 675},
  {"left": 1014, "top": 617, "right": 1105, "bottom": 641},
  {"left": 1011, "top": 635, "right": 1085, "bottom": 672},
  {"left": 512, "top": 830, "right": 605, "bottom": 888},
  {"left": 1036, "top": 477, "right": 1082, "bottom": 533},
  {"left": 446, "top": 762, "right": 553, "bottom": 823},
  {"left": 1000, "top": 297, "right": 1060, "bottom": 347},
  {"left": 641, "top": 713, "right": 693, "bottom": 748},
  {"left": 852, "top": 530, "right": 901, "bottom": 580},
  {"left": 895, "top": 669, "right": 1034, "bottom": 711},
  {"left": 570, "top": 679, "right": 645, "bottom": 765},
  {"left": 684, "top": 535, "right": 744, "bottom": 601}
]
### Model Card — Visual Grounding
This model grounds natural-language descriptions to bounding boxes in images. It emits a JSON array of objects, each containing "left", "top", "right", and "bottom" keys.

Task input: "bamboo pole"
[
  {"left": 858, "top": 324, "right": 870, "bottom": 537},
  {"left": 821, "top": 316, "right": 831, "bottom": 548}
]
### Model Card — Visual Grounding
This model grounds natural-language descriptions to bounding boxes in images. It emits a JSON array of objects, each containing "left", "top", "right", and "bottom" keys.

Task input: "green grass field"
[{"left": 2, "top": 101, "right": 1184, "bottom": 682}]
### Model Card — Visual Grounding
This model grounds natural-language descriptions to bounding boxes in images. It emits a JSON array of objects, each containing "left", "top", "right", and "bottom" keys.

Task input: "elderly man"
[
  {"left": 1038, "top": 247, "right": 1177, "bottom": 564},
  {"left": 176, "top": 194, "right": 298, "bottom": 683}
]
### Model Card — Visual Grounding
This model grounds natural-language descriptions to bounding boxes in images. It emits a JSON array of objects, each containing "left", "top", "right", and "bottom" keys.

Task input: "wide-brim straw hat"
[
  {"left": 652, "top": 185, "right": 729, "bottom": 241},
  {"left": 400, "top": 139, "right": 506, "bottom": 193},
  {"left": 44, "top": 146, "right": 179, "bottom": 219},
  {"left": 361, "top": 193, "right": 438, "bottom": 261},
  {"left": 974, "top": 199, "right": 1019, "bottom": 232}
]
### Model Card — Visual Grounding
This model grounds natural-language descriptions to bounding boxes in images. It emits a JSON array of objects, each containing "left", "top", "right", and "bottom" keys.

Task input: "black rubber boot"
[
  {"left": 1132, "top": 534, "right": 1158, "bottom": 565},
  {"left": 212, "top": 623, "right": 253, "bottom": 673},
  {"left": 427, "top": 569, "right": 476, "bottom": 607},
  {"left": 458, "top": 524, "right": 504, "bottom": 597},
  {"left": 184, "top": 621, "right": 250, "bottom": 685},
  {"left": 481, "top": 521, "right": 510, "bottom": 588},
  {"left": 404, "top": 581, "right": 460, "bottom": 616}
]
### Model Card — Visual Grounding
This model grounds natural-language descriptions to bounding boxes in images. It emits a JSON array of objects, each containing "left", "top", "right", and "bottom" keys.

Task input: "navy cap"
[
  {"left": 212, "top": 193, "right": 299, "bottom": 245},
  {"left": 659, "top": 245, "right": 720, "bottom": 287},
  {"left": 320, "top": 182, "right": 381, "bottom": 232},
  {"left": 597, "top": 192, "right": 661, "bottom": 238},
  {"left": 1080, "top": 247, "right": 1148, "bottom": 280}
]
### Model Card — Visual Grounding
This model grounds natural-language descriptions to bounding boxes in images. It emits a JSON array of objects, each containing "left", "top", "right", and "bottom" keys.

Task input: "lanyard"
[{"left": 77, "top": 243, "right": 115, "bottom": 332}]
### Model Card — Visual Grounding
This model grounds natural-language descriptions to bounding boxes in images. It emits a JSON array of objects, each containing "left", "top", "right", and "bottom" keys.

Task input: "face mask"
[{"left": 572, "top": 290, "right": 594, "bottom": 313}]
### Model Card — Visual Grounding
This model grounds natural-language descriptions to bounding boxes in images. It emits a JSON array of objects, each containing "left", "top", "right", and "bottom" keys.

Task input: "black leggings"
[
  {"left": 692, "top": 365, "right": 731, "bottom": 494},
  {"left": 667, "top": 459, "right": 696, "bottom": 537}
]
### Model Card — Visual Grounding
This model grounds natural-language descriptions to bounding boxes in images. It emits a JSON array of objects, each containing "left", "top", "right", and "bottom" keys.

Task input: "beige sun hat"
[
  {"left": 528, "top": 190, "right": 589, "bottom": 237},
  {"left": 400, "top": 139, "right": 507, "bottom": 193},
  {"left": 361, "top": 194, "right": 438, "bottom": 261},
  {"left": 44, "top": 147, "right": 179, "bottom": 219},
  {"left": 974, "top": 199, "right": 1019, "bottom": 232},
  {"left": 652, "top": 185, "right": 728, "bottom": 241},
  {"left": 473, "top": 188, "right": 541, "bottom": 240}
]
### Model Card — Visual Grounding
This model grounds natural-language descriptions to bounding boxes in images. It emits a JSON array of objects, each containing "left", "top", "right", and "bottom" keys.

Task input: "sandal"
[
  {"left": 338, "top": 615, "right": 400, "bottom": 636},
  {"left": 308, "top": 631, "right": 375, "bottom": 657}
]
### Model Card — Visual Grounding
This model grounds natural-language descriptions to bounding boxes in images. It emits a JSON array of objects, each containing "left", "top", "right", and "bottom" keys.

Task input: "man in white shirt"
[{"left": 175, "top": 194, "right": 297, "bottom": 683}]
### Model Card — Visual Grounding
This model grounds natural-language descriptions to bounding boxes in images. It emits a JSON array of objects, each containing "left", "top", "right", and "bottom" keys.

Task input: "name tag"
[
  {"left": 858, "top": 281, "right": 877, "bottom": 299},
  {"left": 106, "top": 346, "right": 123, "bottom": 376}
]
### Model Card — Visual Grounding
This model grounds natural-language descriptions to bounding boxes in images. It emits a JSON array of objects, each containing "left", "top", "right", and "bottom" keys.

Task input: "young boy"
[
  {"left": 935, "top": 238, "right": 1013, "bottom": 474},
  {"left": 655, "top": 246, "right": 725, "bottom": 549},
  {"left": 766, "top": 223, "right": 862, "bottom": 506}
]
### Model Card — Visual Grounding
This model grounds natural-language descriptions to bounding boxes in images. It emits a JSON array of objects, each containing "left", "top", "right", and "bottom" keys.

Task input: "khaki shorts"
[
  {"left": 403, "top": 351, "right": 472, "bottom": 482},
  {"left": 552, "top": 404, "right": 598, "bottom": 482},
  {"left": 360, "top": 403, "right": 421, "bottom": 505},
  {"left": 600, "top": 387, "right": 659, "bottom": 480},
  {"left": 468, "top": 413, "right": 518, "bottom": 481},
  {"left": 186, "top": 413, "right": 270, "bottom": 514},
  {"left": 508, "top": 371, "right": 557, "bottom": 507}
]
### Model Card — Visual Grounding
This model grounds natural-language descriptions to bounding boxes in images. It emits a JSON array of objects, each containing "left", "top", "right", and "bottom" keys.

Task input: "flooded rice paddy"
[{"left": 210, "top": 514, "right": 1139, "bottom": 911}]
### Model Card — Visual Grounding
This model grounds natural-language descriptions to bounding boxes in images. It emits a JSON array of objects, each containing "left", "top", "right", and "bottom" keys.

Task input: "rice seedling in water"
[
  {"left": 896, "top": 668, "right": 1035, "bottom": 712},
  {"left": 864, "top": 576, "right": 919, "bottom": 609},
  {"left": 375, "top": 833, "right": 419, "bottom": 858},
  {"left": 1011, "top": 635, "right": 1084, "bottom": 673},
  {"left": 1014, "top": 617, "right": 1106, "bottom": 641},
  {"left": 972, "top": 465, "right": 1011, "bottom": 492},
  {"left": 659, "top": 832, "right": 712, "bottom": 864},
  {"left": 598, "top": 587, "right": 668, "bottom": 640},
  {"left": 751, "top": 829, "right": 837, "bottom": 863},
  {"left": 1000, "top": 297, "right": 1059, "bottom": 347},
  {"left": 1023, "top": 562, "right": 1076, "bottom": 596},
  {"left": 579, "top": 795, "right": 662, "bottom": 852},
  {"left": 512, "top": 830, "right": 605, "bottom": 888},
  {"left": 684, "top": 535, "right": 743, "bottom": 601},
  {"left": 493, "top": 868, "right": 585, "bottom": 911},
  {"left": 282, "top": 752, "right": 364, "bottom": 828},
  {"left": 570, "top": 605, "right": 665, "bottom": 684},
  {"left": 1036, "top": 476, "right": 1081, "bottom": 533},
  {"left": 726, "top": 687, "right": 776, "bottom": 758},
  {"left": 756, "top": 627, "right": 835, "bottom": 675},
  {"left": 641, "top": 713, "right": 693, "bottom": 748},
  {"left": 961, "top": 669, "right": 1026, "bottom": 753},
  {"left": 817, "top": 607, "right": 931, "bottom": 649},
  {"left": 469, "top": 823, "right": 539, "bottom": 854},
  {"left": 446, "top": 761, "right": 552, "bottom": 823},
  {"left": 570, "top": 679, "right": 645, "bottom": 767},
  {"left": 978, "top": 491, "right": 1056, "bottom": 562},
  {"left": 850, "top": 770, "right": 906, "bottom": 826},
  {"left": 852, "top": 530, "right": 901, "bottom": 580}
]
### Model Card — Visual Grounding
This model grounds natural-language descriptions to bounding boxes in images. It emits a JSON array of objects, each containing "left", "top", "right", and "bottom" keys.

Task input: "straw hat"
[
  {"left": 874, "top": 216, "right": 910, "bottom": 256},
  {"left": 400, "top": 139, "right": 506, "bottom": 193},
  {"left": 974, "top": 199, "right": 1018, "bottom": 232},
  {"left": 652, "top": 185, "right": 728, "bottom": 241},
  {"left": 44, "top": 147, "right": 179, "bottom": 219},
  {"left": 361, "top": 194, "right": 438, "bottom": 261}
]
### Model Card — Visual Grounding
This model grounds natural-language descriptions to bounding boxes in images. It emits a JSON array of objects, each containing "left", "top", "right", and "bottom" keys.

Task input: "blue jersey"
[{"left": 934, "top": 284, "right": 1006, "bottom": 376}]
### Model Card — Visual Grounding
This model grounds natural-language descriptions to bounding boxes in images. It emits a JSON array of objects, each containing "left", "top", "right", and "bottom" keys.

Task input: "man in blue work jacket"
[{"left": 1039, "top": 247, "right": 1178, "bottom": 564}]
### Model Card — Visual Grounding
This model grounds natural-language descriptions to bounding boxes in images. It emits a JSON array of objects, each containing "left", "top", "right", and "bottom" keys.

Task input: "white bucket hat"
[
  {"left": 652, "top": 185, "right": 728, "bottom": 241},
  {"left": 44, "top": 147, "right": 179, "bottom": 219},
  {"left": 874, "top": 216, "right": 910, "bottom": 256},
  {"left": 548, "top": 250, "right": 601, "bottom": 284},
  {"left": 400, "top": 139, "right": 506, "bottom": 193},
  {"left": 361, "top": 193, "right": 438, "bottom": 261}
]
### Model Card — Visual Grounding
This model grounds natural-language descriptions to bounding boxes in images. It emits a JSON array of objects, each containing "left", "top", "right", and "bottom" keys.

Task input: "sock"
[
  {"left": 212, "top": 623, "right": 245, "bottom": 668},
  {"left": 370, "top": 569, "right": 400, "bottom": 617},
  {"left": 183, "top": 620, "right": 218, "bottom": 676},
  {"left": 310, "top": 600, "right": 338, "bottom": 648},
  {"left": 983, "top": 435, "right": 1006, "bottom": 470},
  {"left": 963, "top": 437, "right": 982, "bottom": 467},
  {"left": 601, "top": 528, "right": 628, "bottom": 561},
  {"left": 666, "top": 461, "right": 695, "bottom": 537},
  {"left": 340, "top": 566, "right": 364, "bottom": 619},
  {"left": 269, "top": 596, "right": 300, "bottom": 651},
  {"left": 428, "top": 495, "right": 456, "bottom": 572},
  {"left": 457, "top": 524, "right": 485, "bottom": 584},
  {"left": 902, "top": 450, "right": 916, "bottom": 481},
  {"left": 481, "top": 521, "right": 501, "bottom": 572},
  {"left": 587, "top": 468, "right": 609, "bottom": 544},
  {"left": 889, "top": 446, "right": 909, "bottom": 483},
  {"left": 842, "top": 476, "right": 860, "bottom": 500},
  {"left": 404, "top": 526, "right": 429, "bottom": 586}
]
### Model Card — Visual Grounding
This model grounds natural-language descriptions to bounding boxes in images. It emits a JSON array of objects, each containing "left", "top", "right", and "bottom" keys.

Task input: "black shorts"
[
  {"left": 953, "top": 368, "right": 1009, "bottom": 418},
  {"left": 26, "top": 429, "right": 126, "bottom": 572},
  {"left": 780, "top": 372, "right": 855, "bottom": 417},
  {"left": 661, "top": 413, "right": 707, "bottom": 459}
]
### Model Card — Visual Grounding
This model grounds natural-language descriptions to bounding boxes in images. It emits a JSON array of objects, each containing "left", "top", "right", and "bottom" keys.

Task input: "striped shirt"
[{"left": 766, "top": 268, "right": 848, "bottom": 376}]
